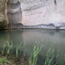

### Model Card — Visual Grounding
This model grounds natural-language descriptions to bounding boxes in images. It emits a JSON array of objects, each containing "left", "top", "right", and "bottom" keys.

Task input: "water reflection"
[
  {"left": 8, "top": 30, "right": 23, "bottom": 48},
  {"left": 0, "top": 29, "right": 65, "bottom": 65}
]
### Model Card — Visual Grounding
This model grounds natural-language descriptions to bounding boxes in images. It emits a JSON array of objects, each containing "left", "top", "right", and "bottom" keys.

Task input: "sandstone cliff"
[
  {"left": 0, "top": 0, "right": 65, "bottom": 29},
  {"left": 0, "top": 0, "right": 7, "bottom": 29},
  {"left": 21, "top": 0, "right": 65, "bottom": 26}
]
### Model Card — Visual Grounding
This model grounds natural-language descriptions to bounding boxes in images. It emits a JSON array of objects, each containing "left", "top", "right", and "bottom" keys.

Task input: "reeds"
[
  {"left": 29, "top": 45, "right": 43, "bottom": 65},
  {"left": 29, "top": 44, "right": 59, "bottom": 65},
  {"left": 15, "top": 42, "right": 23, "bottom": 57},
  {"left": 64, "top": 55, "right": 65, "bottom": 65},
  {"left": 6, "top": 42, "right": 13, "bottom": 55},
  {"left": 1, "top": 41, "right": 13, "bottom": 55},
  {"left": 1, "top": 42, "right": 65, "bottom": 65},
  {"left": 1, "top": 41, "right": 23, "bottom": 57},
  {"left": 1, "top": 42, "right": 7, "bottom": 55},
  {"left": 45, "top": 44, "right": 59, "bottom": 65},
  {"left": 0, "top": 57, "right": 11, "bottom": 65}
]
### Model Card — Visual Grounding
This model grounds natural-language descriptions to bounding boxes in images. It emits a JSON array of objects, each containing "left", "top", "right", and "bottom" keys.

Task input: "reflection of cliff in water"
[
  {"left": 8, "top": 30, "right": 23, "bottom": 48},
  {"left": 0, "top": 31, "right": 9, "bottom": 47},
  {"left": 0, "top": 30, "right": 23, "bottom": 48}
]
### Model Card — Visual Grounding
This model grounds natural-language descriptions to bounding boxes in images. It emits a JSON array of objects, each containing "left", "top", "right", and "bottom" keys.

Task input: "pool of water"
[{"left": 0, "top": 29, "right": 65, "bottom": 65}]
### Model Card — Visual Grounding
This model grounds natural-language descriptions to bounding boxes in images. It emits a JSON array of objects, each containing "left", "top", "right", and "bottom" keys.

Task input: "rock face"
[
  {"left": 6, "top": 0, "right": 65, "bottom": 29},
  {"left": 21, "top": 0, "right": 65, "bottom": 28},
  {"left": 0, "top": 0, "right": 7, "bottom": 29},
  {"left": 7, "top": 0, "right": 23, "bottom": 28}
]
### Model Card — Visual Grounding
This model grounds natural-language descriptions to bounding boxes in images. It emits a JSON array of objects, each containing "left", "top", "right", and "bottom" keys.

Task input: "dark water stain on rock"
[{"left": 54, "top": 0, "right": 57, "bottom": 5}]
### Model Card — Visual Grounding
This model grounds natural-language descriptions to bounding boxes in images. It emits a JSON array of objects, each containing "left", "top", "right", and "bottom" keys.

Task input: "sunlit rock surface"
[
  {"left": 7, "top": 0, "right": 65, "bottom": 29},
  {"left": 21, "top": 0, "right": 65, "bottom": 29}
]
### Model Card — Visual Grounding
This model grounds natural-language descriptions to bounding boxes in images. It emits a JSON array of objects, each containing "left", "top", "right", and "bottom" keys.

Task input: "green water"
[{"left": 0, "top": 29, "right": 65, "bottom": 65}]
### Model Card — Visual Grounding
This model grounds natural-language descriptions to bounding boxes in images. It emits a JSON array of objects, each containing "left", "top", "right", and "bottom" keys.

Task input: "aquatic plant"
[
  {"left": 45, "top": 44, "right": 59, "bottom": 65},
  {"left": 1, "top": 42, "right": 13, "bottom": 56},
  {"left": 64, "top": 55, "right": 65, "bottom": 65},
  {"left": 15, "top": 42, "right": 23, "bottom": 57},
  {"left": 16, "top": 48, "right": 19, "bottom": 57},
  {"left": 6, "top": 42, "right": 13, "bottom": 55},
  {"left": 0, "top": 57, "right": 11, "bottom": 65},
  {"left": 1, "top": 43, "right": 7, "bottom": 55},
  {"left": 29, "top": 45, "right": 43, "bottom": 65}
]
